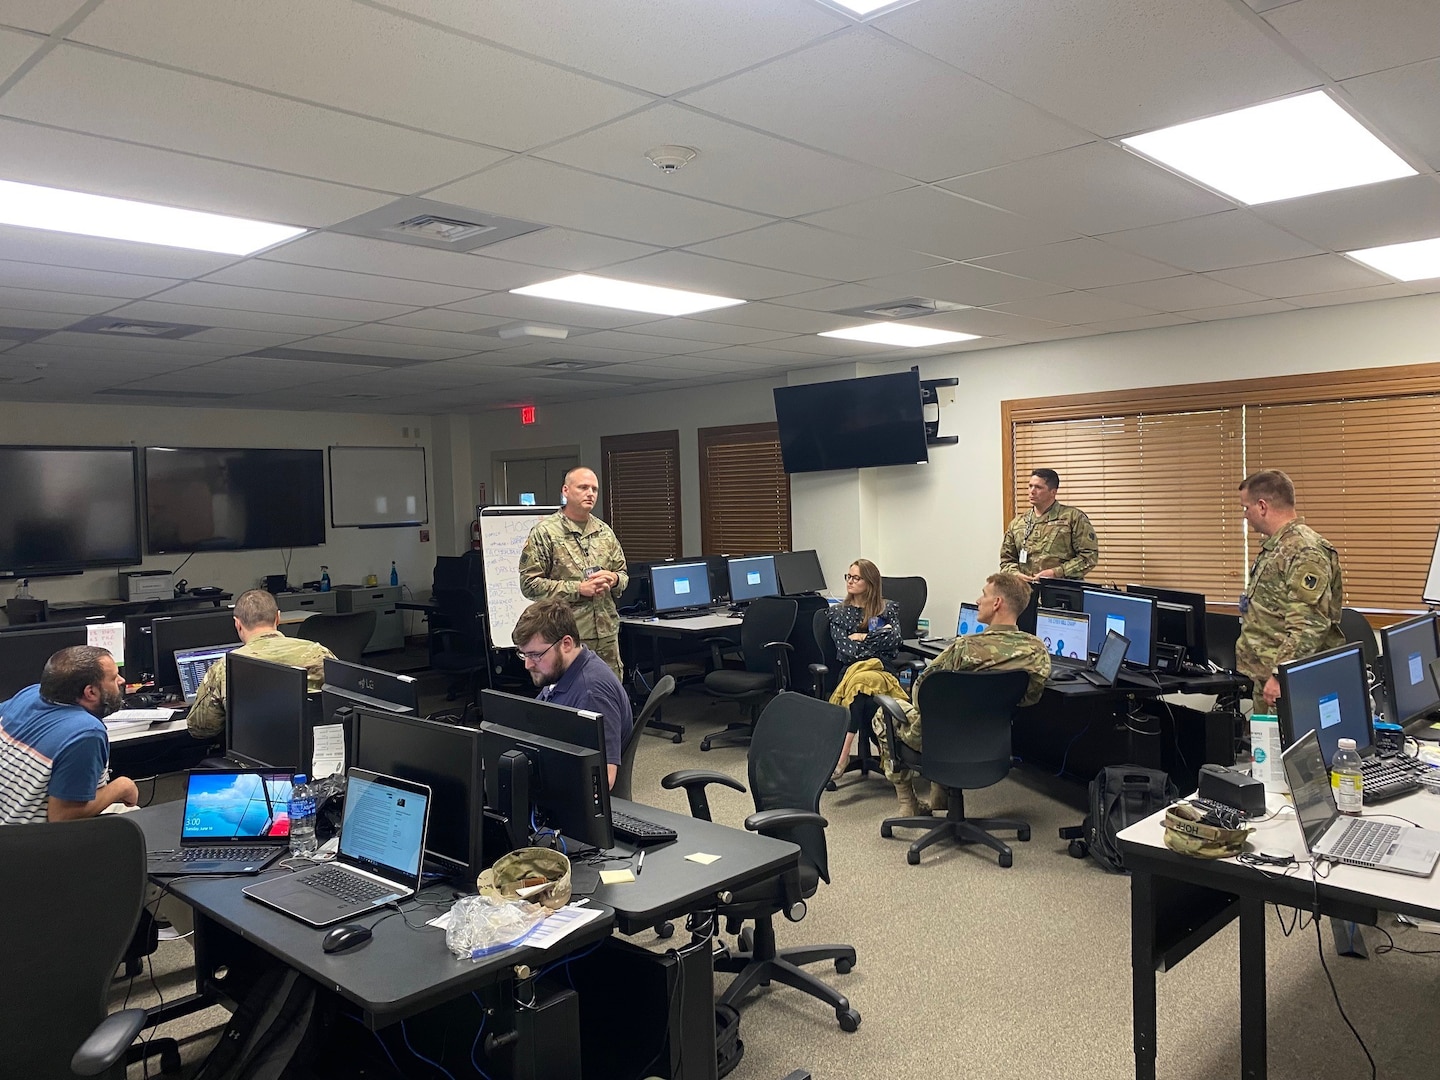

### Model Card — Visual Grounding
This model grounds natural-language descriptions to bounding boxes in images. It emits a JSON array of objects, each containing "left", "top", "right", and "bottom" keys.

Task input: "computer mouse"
[{"left": 322, "top": 924, "right": 373, "bottom": 954}]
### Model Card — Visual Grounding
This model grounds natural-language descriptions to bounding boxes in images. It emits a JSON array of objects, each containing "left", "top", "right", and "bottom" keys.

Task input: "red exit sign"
[{"left": 520, "top": 405, "right": 536, "bottom": 425}]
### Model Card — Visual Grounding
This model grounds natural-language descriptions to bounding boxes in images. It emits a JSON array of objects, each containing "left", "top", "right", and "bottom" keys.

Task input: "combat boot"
[
  {"left": 892, "top": 779, "right": 922, "bottom": 816},
  {"left": 929, "top": 782, "right": 950, "bottom": 813}
]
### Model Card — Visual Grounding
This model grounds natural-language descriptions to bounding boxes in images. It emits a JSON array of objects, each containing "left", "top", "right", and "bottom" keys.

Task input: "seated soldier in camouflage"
[{"left": 874, "top": 573, "right": 1050, "bottom": 815}]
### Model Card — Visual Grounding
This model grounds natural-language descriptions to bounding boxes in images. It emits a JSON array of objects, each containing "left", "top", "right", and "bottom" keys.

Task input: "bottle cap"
[
  {"left": 294, "top": 773, "right": 308, "bottom": 785},
  {"left": 1337, "top": 739, "right": 1357, "bottom": 751}
]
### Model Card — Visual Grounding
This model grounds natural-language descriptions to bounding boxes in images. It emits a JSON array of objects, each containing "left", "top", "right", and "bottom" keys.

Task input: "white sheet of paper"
[
  {"left": 104, "top": 708, "right": 177, "bottom": 724},
  {"left": 311, "top": 724, "right": 345, "bottom": 779}
]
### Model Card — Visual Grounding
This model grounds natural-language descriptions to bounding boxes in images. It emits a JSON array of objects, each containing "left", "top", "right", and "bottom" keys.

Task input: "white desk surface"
[
  {"left": 108, "top": 718, "right": 189, "bottom": 744},
  {"left": 1120, "top": 787, "right": 1440, "bottom": 916},
  {"left": 621, "top": 611, "right": 740, "bottom": 632}
]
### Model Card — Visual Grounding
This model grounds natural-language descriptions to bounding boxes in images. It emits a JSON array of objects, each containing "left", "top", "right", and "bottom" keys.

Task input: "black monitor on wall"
[
  {"left": 150, "top": 610, "right": 239, "bottom": 694},
  {"left": 1379, "top": 614, "right": 1440, "bottom": 728},
  {"left": 773, "top": 371, "right": 929, "bottom": 473},
  {"left": 0, "top": 624, "right": 88, "bottom": 701},
  {"left": 775, "top": 550, "right": 826, "bottom": 595},
  {"left": 0, "top": 446, "right": 141, "bottom": 577},
  {"left": 226, "top": 653, "right": 311, "bottom": 770}
]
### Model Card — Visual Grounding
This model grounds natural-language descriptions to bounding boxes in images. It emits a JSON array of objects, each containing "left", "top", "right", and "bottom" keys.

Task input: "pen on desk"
[{"left": 635, "top": 850, "right": 645, "bottom": 875}]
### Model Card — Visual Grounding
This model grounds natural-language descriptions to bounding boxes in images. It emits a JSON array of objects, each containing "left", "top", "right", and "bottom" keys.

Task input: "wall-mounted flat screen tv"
[
  {"left": 0, "top": 446, "right": 142, "bottom": 577},
  {"left": 773, "top": 370, "right": 929, "bottom": 474},
  {"left": 145, "top": 447, "right": 325, "bottom": 553}
]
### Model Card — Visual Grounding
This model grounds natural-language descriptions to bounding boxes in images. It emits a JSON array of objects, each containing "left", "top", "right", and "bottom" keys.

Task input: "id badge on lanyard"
[{"left": 1239, "top": 553, "right": 1263, "bottom": 615}]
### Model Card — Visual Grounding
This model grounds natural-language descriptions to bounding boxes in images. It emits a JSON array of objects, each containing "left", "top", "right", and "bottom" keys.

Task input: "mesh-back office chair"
[
  {"left": 875, "top": 669, "right": 1032, "bottom": 867},
  {"left": 662, "top": 692, "right": 861, "bottom": 1032},
  {"left": 297, "top": 610, "right": 376, "bottom": 664},
  {"left": 700, "top": 597, "right": 797, "bottom": 752},
  {"left": 881, "top": 575, "right": 928, "bottom": 668},
  {"left": 612, "top": 675, "right": 676, "bottom": 802},
  {"left": 5, "top": 597, "right": 47, "bottom": 625},
  {"left": 0, "top": 816, "right": 179, "bottom": 1077}
]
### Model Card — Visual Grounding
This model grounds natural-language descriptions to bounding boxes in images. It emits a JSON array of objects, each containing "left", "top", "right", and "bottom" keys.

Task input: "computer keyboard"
[
  {"left": 610, "top": 809, "right": 678, "bottom": 846},
  {"left": 164, "top": 846, "right": 274, "bottom": 864},
  {"left": 302, "top": 866, "right": 393, "bottom": 904},
  {"left": 1361, "top": 755, "right": 1427, "bottom": 803}
]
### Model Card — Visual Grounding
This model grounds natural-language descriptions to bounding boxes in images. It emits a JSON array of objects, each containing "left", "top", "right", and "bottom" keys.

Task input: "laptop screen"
[
  {"left": 957, "top": 603, "right": 986, "bottom": 636},
  {"left": 651, "top": 561, "right": 713, "bottom": 613},
  {"left": 175, "top": 642, "right": 242, "bottom": 702},
  {"left": 1094, "top": 630, "right": 1129, "bottom": 684},
  {"left": 1036, "top": 608, "right": 1089, "bottom": 659},
  {"left": 338, "top": 770, "right": 429, "bottom": 882},
  {"left": 1281, "top": 729, "right": 1339, "bottom": 853},
  {"left": 727, "top": 555, "right": 778, "bottom": 603},
  {"left": 181, "top": 771, "right": 294, "bottom": 841}
]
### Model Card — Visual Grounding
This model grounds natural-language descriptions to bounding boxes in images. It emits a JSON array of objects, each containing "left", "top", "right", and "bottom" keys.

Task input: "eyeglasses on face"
[
  {"left": 517, "top": 639, "right": 561, "bottom": 663},
  {"left": 843, "top": 573, "right": 865, "bottom": 583}
]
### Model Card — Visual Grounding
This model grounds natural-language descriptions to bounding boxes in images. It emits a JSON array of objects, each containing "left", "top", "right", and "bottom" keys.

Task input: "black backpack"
[
  {"left": 716, "top": 1003, "right": 745, "bottom": 1077},
  {"left": 1061, "top": 765, "right": 1179, "bottom": 872}
]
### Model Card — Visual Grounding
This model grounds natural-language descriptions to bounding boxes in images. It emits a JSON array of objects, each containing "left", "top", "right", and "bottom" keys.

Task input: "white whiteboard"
[
  {"left": 481, "top": 505, "right": 558, "bottom": 649},
  {"left": 1424, "top": 522, "right": 1440, "bottom": 603},
  {"left": 329, "top": 446, "right": 429, "bottom": 528}
]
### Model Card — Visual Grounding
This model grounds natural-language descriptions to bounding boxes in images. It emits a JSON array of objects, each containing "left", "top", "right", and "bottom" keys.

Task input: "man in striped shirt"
[{"left": 0, "top": 645, "right": 138, "bottom": 824}]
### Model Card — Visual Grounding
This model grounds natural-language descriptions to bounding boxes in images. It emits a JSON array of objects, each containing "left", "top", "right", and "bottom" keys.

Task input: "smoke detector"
[{"left": 645, "top": 145, "right": 698, "bottom": 173}]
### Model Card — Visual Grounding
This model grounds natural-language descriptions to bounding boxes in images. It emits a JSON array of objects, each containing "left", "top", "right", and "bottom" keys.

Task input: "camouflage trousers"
[
  {"left": 586, "top": 635, "right": 624, "bottom": 682},
  {"left": 870, "top": 699, "right": 922, "bottom": 783}
]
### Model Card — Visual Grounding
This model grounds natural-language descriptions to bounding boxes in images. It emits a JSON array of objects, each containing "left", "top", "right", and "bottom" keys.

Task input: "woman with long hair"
[{"left": 827, "top": 558, "right": 901, "bottom": 778}]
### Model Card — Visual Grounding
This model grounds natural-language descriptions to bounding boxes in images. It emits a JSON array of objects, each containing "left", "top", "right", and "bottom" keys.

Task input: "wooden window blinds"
[
  {"left": 601, "top": 430, "right": 681, "bottom": 562},
  {"left": 699, "top": 422, "right": 792, "bottom": 555}
]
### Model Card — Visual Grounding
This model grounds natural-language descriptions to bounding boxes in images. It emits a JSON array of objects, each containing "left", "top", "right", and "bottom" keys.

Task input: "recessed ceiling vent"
[
  {"left": 329, "top": 197, "right": 545, "bottom": 252},
  {"left": 67, "top": 316, "right": 209, "bottom": 339},
  {"left": 834, "top": 297, "right": 971, "bottom": 321},
  {"left": 385, "top": 215, "right": 495, "bottom": 244}
]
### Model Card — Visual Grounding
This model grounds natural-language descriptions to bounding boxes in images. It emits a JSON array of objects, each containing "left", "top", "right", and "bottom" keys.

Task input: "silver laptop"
[
  {"left": 148, "top": 769, "right": 292, "bottom": 876},
  {"left": 1281, "top": 728, "right": 1440, "bottom": 877},
  {"left": 243, "top": 769, "right": 432, "bottom": 927},
  {"left": 174, "top": 642, "right": 242, "bottom": 704}
]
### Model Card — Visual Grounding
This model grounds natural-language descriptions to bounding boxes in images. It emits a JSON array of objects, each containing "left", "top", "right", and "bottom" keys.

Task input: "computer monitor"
[
  {"left": 226, "top": 652, "right": 312, "bottom": 770},
  {"left": 480, "top": 689, "right": 604, "bottom": 754},
  {"left": 319, "top": 658, "right": 420, "bottom": 724},
  {"left": 352, "top": 707, "right": 483, "bottom": 879},
  {"left": 1036, "top": 577, "right": 1087, "bottom": 612},
  {"left": 123, "top": 613, "right": 158, "bottom": 682},
  {"left": 1379, "top": 614, "right": 1440, "bottom": 727},
  {"left": 774, "top": 550, "right": 826, "bottom": 595},
  {"left": 1126, "top": 585, "right": 1208, "bottom": 666},
  {"left": 1035, "top": 608, "right": 1090, "bottom": 660},
  {"left": 1276, "top": 642, "right": 1372, "bottom": 766},
  {"left": 0, "top": 624, "right": 88, "bottom": 700},
  {"left": 174, "top": 642, "right": 242, "bottom": 703},
  {"left": 650, "top": 561, "right": 713, "bottom": 615},
  {"left": 957, "top": 603, "right": 986, "bottom": 636},
  {"left": 1080, "top": 589, "right": 1155, "bottom": 669},
  {"left": 727, "top": 555, "right": 779, "bottom": 604},
  {"left": 150, "top": 610, "right": 239, "bottom": 694}
]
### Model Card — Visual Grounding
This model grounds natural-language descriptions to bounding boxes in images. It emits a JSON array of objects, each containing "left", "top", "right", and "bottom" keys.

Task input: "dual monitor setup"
[{"left": 639, "top": 549, "right": 826, "bottom": 619}]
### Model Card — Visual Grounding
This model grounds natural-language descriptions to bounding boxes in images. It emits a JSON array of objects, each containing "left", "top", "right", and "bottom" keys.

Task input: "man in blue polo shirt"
[
  {"left": 513, "top": 598, "right": 633, "bottom": 789},
  {"left": 0, "top": 645, "right": 139, "bottom": 824}
]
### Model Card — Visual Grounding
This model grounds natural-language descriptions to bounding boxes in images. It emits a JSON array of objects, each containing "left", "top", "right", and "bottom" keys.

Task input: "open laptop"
[
  {"left": 148, "top": 770, "right": 293, "bottom": 876},
  {"left": 1036, "top": 607, "right": 1090, "bottom": 671},
  {"left": 174, "top": 642, "right": 242, "bottom": 703},
  {"left": 1281, "top": 728, "right": 1440, "bottom": 877},
  {"left": 1050, "top": 629, "right": 1129, "bottom": 688},
  {"left": 243, "top": 768, "right": 431, "bottom": 927}
]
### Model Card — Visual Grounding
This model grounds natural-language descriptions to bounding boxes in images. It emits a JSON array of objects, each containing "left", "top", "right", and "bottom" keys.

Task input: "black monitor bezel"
[
  {"left": 225, "top": 652, "right": 310, "bottom": 771},
  {"left": 1378, "top": 613, "right": 1440, "bottom": 728},
  {"left": 1125, "top": 584, "right": 1208, "bottom": 667},
  {"left": 1276, "top": 641, "right": 1373, "bottom": 764}
]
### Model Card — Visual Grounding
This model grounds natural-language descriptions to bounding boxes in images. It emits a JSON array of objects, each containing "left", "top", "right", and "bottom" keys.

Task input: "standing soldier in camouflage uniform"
[
  {"left": 1234, "top": 470, "right": 1344, "bottom": 710},
  {"left": 999, "top": 469, "right": 1099, "bottom": 581},
  {"left": 518, "top": 466, "right": 628, "bottom": 680},
  {"left": 875, "top": 573, "right": 1050, "bottom": 815}
]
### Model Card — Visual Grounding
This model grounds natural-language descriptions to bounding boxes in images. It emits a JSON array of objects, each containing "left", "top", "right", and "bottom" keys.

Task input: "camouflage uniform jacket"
[
  {"left": 999, "top": 502, "right": 1100, "bottom": 579},
  {"left": 517, "top": 511, "right": 629, "bottom": 651},
  {"left": 187, "top": 632, "right": 335, "bottom": 739},
  {"left": 1235, "top": 519, "right": 1344, "bottom": 690}
]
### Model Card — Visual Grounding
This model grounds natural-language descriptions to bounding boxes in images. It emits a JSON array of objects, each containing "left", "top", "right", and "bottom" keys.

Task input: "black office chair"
[
  {"left": 1341, "top": 607, "right": 1378, "bottom": 671},
  {"left": 881, "top": 575, "right": 928, "bottom": 668},
  {"left": 612, "top": 675, "right": 676, "bottom": 802},
  {"left": 1205, "top": 611, "right": 1241, "bottom": 673},
  {"left": 700, "top": 597, "right": 797, "bottom": 752},
  {"left": 808, "top": 607, "right": 838, "bottom": 699},
  {"left": 874, "top": 669, "right": 1032, "bottom": 867},
  {"left": 297, "top": 610, "right": 376, "bottom": 663},
  {"left": 0, "top": 815, "right": 179, "bottom": 1077},
  {"left": 427, "top": 588, "right": 489, "bottom": 704},
  {"left": 662, "top": 692, "right": 861, "bottom": 1032},
  {"left": 5, "top": 596, "right": 47, "bottom": 624}
]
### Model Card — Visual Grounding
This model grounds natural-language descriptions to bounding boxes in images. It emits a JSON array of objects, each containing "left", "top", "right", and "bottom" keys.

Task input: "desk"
[
  {"left": 110, "top": 718, "right": 209, "bottom": 776},
  {"left": 1119, "top": 793, "right": 1440, "bottom": 1079},
  {"left": 621, "top": 612, "right": 742, "bottom": 742},
  {"left": 45, "top": 593, "right": 233, "bottom": 620}
]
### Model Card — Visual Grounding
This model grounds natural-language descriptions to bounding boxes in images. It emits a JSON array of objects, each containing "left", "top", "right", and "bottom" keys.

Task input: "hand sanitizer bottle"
[
  {"left": 390, "top": 561, "right": 399, "bottom": 587},
  {"left": 319, "top": 566, "right": 331, "bottom": 592}
]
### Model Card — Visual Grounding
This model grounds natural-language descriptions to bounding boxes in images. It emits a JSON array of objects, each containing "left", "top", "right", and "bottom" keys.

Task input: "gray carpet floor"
[{"left": 119, "top": 684, "right": 1440, "bottom": 1079}]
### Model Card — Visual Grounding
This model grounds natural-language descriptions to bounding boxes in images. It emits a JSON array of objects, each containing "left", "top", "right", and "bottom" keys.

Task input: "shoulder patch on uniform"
[{"left": 1302, "top": 572, "right": 1318, "bottom": 591}]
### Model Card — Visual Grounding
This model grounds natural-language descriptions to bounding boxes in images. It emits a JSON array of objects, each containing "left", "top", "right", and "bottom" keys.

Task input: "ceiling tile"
[
  {"left": 1090, "top": 274, "right": 1266, "bottom": 311},
  {"left": 70, "top": 0, "right": 652, "bottom": 149},
  {"left": 615, "top": 353, "right": 773, "bottom": 375},
  {"left": 103, "top": 300, "right": 358, "bottom": 336},
  {"left": 0, "top": 224, "right": 238, "bottom": 278},
  {"left": 897, "top": 308, "right": 1070, "bottom": 340},
  {"left": 1182, "top": 299, "right": 1297, "bottom": 321},
  {"left": 481, "top": 228, "right": 660, "bottom": 273},
  {"left": 0, "top": 260, "right": 181, "bottom": 299},
  {"left": 258, "top": 233, "right": 551, "bottom": 292},
  {"left": 27, "top": 331, "right": 240, "bottom": 357},
  {"left": 323, "top": 322, "right": 508, "bottom": 353},
  {"left": 939, "top": 141, "right": 1232, "bottom": 235},
  {"left": 429, "top": 157, "right": 772, "bottom": 248},
  {"left": 687, "top": 303, "right": 850, "bottom": 334},
  {"left": 1263, "top": 0, "right": 1440, "bottom": 80},
  {"left": 991, "top": 291, "right": 1159, "bottom": 324},
  {"left": 858, "top": 262, "right": 1067, "bottom": 307},
  {"left": 184, "top": 327, "right": 312, "bottom": 350},
  {"left": 689, "top": 222, "right": 943, "bottom": 281},
  {"left": 1343, "top": 60, "right": 1440, "bottom": 173},
  {"left": 1284, "top": 283, "right": 1417, "bottom": 308},
  {"left": 1, "top": 341, "right": 214, "bottom": 373},
  {"left": 382, "top": 309, "right": 510, "bottom": 335},
  {"left": 138, "top": 282, "right": 417, "bottom": 322},
  {"left": 973, "top": 237, "right": 1185, "bottom": 290},
  {"left": 877, "top": 0, "right": 1319, "bottom": 137},
  {"left": 0, "top": 306, "right": 95, "bottom": 331},
  {"left": 566, "top": 329, "right": 719, "bottom": 357},
  {"left": 536, "top": 103, "right": 910, "bottom": 218},
  {"left": 2, "top": 46, "right": 504, "bottom": 193},
  {"left": 0, "top": 27, "right": 39, "bottom": 82},
  {"left": 1100, "top": 210, "right": 1322, "bottom": 271},
  {"left": 2, "top": 1, "right": 91, "bottom": 33},
  {"left": 201, "top": 261, "right": 481, "bottom": 307},
  {"left": 1204, "top": 254, "right": 1389, "bottom": 298},
  {"left": 1253, "top": 175, "right": 1440, "bottom": 251},
  {"left": 633, "top": 318, "right": 790, "bottom": 346},
  {"left": 602, "top": 250, "right": 836, "bottom": 301},
  {"left": 0, "top": 286, "right": 124, "bottom": 315},
  {"left": 802, "top": 185, "right": 1076, "bottom": 263},
  {"left": 1080, "top": 312, "right": 1196, "bottom": 334},
  {"left": 680, "top": 30, "right": 1087, "bottom": 182},
  {"left": 280, "top": 336, "right": 473, "bottom": 363},
  {"left": 442, "top": 293, "right": 663, "bottom": 331}
]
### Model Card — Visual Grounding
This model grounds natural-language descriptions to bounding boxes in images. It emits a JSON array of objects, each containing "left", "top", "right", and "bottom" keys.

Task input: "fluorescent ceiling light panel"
[
  {"left": 511, "top": 273, "right": 745, "bottom": 316},
  {"left": 1121, "top": 91, "right": 1416, "bottom": 205},
  {"left": 0, "top": 179, "right": 308, "bottom": 255},
  {"left": 1346, "top": 237, "right": 1440, "bottom": 282},
  {"left": 818, "top": 0, "right": 922, "bottom": 16},
  {"left": 818, "top": 323, "right": 980, "bottom": 348}
]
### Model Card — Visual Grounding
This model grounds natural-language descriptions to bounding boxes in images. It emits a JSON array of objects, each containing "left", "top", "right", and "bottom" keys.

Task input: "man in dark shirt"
[{"left": 512, "top": 598, "right": 633, "bottom": 788}]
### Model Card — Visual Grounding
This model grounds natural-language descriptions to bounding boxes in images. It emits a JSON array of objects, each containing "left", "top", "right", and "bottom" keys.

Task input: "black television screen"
[
  {"left": 773, "top": 371, "right": 929, "bottom": 474},
  {"left": 0, "top": 446, "right": 141, "bottom": 577},
  {"left": 145, "top": 447, "right": 325, "bottom": 554}
]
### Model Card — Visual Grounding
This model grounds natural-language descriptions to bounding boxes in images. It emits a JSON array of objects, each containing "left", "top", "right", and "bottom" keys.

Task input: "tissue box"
[{"left": 1250, "top": 714, "right": 1286, "bottom": 794}]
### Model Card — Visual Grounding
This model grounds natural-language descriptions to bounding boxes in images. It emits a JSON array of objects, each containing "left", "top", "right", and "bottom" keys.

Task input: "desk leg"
[
  {"left": 644, "top": 634, "right": 684, "bottom": 743},
  {"left": 1131, "top": 871, "right": 1158, "bottom": 1080},
  {"left": 1238, "top": 896, "right": 1267, "bottom": 1080}
]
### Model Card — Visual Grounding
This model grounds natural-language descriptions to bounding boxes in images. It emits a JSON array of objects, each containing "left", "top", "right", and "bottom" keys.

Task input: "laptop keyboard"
[
  {"left": 1329, "top": 820, "right": 1402, "bottom": 864},
  {"left": 302, "top": 866, "right": 394, "bottom": 904},
  {"left": 1361, "top": 755, "right": 1427, "bottom": 803},
  {"left": 167, "top": 846, "right": 274, "bottom": 863}
]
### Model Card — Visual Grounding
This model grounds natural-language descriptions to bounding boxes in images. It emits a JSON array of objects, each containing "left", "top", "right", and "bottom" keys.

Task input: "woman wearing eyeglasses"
[{"left": 827, "top": 559, "right": 901, "bottom": 780}]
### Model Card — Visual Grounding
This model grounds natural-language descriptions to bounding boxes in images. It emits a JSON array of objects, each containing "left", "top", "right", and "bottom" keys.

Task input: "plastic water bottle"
[
  {"left": 319, "top": 566, "right": 331, "bottom": 593},
  {"left": 1331, "top": 738, "right": 1364, "bottom": 815},
  {"left": 288, "top": 774, "right": 318, "bottom": 856},
  {"left": 389, "top": 561, "right": 398, "bottom": 587}
]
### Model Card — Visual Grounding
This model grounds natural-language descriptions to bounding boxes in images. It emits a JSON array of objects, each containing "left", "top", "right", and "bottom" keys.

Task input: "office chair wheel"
[
  {"left": 880, "top": 821, "right": 894, "bottom": 838},
  {"left": 671, "top": 733, "right": 683, "bottom": 744},
  {"left": 655, "top": 921, "right": 674, "bottom": 939},
  {"left": 834, "top": 957, "right": 853, "bottom": 975},
  {"left": 906, "top": 849, "right": 921, "bottom": 865},
  {"left": 1068, "top": 839, "right": 1088, "bottom": 859},
  {"left": 825, "top": 779, "right": 837, "bottom": 792},
  {"left": 999, "top": 852, "right": 1013, "bottom": 868},
  {"left": 837, "top": 1008, "right": 861, "bottom": 1032},
  {"left": 1017, "top": 826, "right": 1031, "bottom": 842},
  {"left": 737, "top": 927, "right": 753, "bottom": 953},
  {"left": 700, "top": 736, "right": 714, "bottom": 751}
]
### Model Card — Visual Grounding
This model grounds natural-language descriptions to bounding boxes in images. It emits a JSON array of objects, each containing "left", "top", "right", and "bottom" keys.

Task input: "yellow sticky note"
[
  {"left": 599, "top": 869, "right": 635, "bottom": 885},
  {"left": 685, "top": 852, "right": 721, "bottom": 865}
]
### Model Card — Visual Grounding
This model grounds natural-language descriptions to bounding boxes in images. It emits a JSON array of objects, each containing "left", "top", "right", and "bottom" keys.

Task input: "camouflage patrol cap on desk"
[
  {"left": 1163, "top": 802, "right": 1254, "bottom": 859},
  {"left": 478, "top": 846, "right": 572, "bottom": 910}
]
